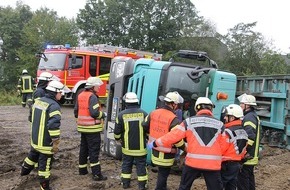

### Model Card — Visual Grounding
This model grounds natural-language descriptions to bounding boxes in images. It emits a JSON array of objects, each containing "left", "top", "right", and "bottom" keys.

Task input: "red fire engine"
[{"left": 36, "top": 44, "right": 162, "bottom": 104}]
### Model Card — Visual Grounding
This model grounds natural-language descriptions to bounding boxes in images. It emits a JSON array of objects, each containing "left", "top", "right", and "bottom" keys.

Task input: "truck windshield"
[
  {"left": 165, "top": 66, "right": 203, "bottom": 100},
  {"left": 38, "top": 53, "right": 66, "bottom": 70}
]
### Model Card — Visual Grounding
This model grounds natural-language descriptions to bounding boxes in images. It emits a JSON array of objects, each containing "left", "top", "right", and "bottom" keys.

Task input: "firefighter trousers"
[
  {"left": 221, "top": 161, "right": 241, "bottom": 190},
  {"left": 21, "top": 93, "right": 32, "bottom": 108},
  {"left": 21, "top": 147, "right": 53, "bottom": 184},
  {"left": 121, "top": 154, "right": 147, "bottom": 188},
  {"left": 237, "top": 165, "right": 256, "bottom": 190},
  {"left": 178, "top": 165, "right": 223, "bottom": 190},
  {"left": 155, "top": 166, "right": 171, "bottom": 190},
  {"left": 79, "top": 132, "right": 102, "bottom": 176}
]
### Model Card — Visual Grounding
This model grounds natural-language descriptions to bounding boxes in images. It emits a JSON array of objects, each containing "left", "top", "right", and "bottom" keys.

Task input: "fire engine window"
[
  {"left": 89, "top": 56, "right": 97, "bottom": 76},
  {"left": 99, "top": 57, "right": 112, "bottom": 75},
  {"left": 72, "top": 56, "right": 83, "bottom": 69}
]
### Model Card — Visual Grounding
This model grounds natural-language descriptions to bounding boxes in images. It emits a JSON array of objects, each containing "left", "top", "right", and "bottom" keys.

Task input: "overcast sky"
[{"left": 1, "top": 0, "right": 289, "bottom": 54}]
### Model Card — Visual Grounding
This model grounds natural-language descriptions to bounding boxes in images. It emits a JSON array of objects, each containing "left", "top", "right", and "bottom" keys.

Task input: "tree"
[
  {"left": 76, "top": 0, "right": 204, "bottom": 53},
  {"left": 221, "top": 22, "right": 272, "bottom": 75},
  {"left": 18, "top": 7, "right": 79, "bottom": 76},
  {"left": 0, "top": 3, "right": 33, "bottom": 90}
]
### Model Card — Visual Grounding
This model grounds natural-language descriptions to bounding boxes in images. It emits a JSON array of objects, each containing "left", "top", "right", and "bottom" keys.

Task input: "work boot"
[
  {"left": 92, "top": 174, "right": 107, "bottom": 181},
  {"left": 40, "top": 180, "right": 51, "bottom": 190},
  {"left": 79, "top": 168, "right": 88, "bottom": 175},
  {"left": 122, "top": 183, "right": 130, "bottom": 189},
  {"left": 20, "top": 162, "right": 33, "bottom": 176},
  {"left": 138, "top": 181, "right": 147, "bottom": 190}
]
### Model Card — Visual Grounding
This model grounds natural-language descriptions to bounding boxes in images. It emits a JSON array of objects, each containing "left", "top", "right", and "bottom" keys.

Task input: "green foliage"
[
  {"left": 77, "top": 0, "right": 203, "bottom": 53},
  {"left": 0, "top": 90, "right": 21, "bottom": 105}
]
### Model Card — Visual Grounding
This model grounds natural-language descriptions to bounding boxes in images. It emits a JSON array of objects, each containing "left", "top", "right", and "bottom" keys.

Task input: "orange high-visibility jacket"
[
  {"left": 223, "top": 120, "right": 248, "bottom": 161},
  {"left": 156, "top": 109, "right": 228, "bottom": 170}
]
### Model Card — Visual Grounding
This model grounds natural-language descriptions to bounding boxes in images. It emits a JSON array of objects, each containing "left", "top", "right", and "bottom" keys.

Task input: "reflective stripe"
[
  {"left": 248, "top": 139, "right": 254, "bottom": 146},
  {"left": 122, "top": 148, "right": 147, "bottom": 156},
  {"left": 77, "top": 124, "right": 103, "bottom": 133},
  {"left": 48, "top": 129, "right": 60, "bottom": 137},
  {"left": 90, "top": 161, "right": 100, "bottom": 167},
  {"left": 49, "top": 110, "right": 61, "bottom": 117},
  {"left": 244, "top": 121, "right": 256, "bottom": 129},
  {"left": 31, "top": 143, "right": 53, "bottom": 155},
  {"left": 24, "top": 157, "right": 36, "bottom": 166},
  {"left": 138, "top": 174, "right": 148, "bottom": 181},
  {"left": 121, "top": 173, "right": 131, "bottom": 179},
  {"left": 79, "top": 164, "right": 87, "bottom": 168},
  {"left": 187, "top": 153, "right": 222, "bottom": 161},
  {"left": 78, "top": 116, "right": 101, "bottom": 125},
  {"left": 150, "top": 136, "right": 177, "bottom": 153},
  {"left": 93, "top": 103, "right": 100, "bottom": 110}
]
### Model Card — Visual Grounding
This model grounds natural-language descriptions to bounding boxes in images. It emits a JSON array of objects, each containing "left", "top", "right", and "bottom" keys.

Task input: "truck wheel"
[{"left": 108, "top": 139, "right": 122, "bottom": 160}]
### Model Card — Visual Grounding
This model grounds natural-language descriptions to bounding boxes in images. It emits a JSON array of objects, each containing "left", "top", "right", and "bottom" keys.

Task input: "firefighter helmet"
[
  {"left": 85, "top": 77, "right": 103, "bottom": 88},
  {"left": 240, "top": 94, "right": 257, "bottom": 106},
  {"left": 46, "top": 81, "right": 65, "bottom": 93},
  {"left": 38, "top": 72, "right": 54, "bottom": 81},
  {"left": 123, "top": 92, "right": 139, "bottom": 103},
  {"left": 163, "top": 91, "right": 182, "bottom": 104},
  {"left": 225, "top": 104, "right": 244, "bottom": 118},
  {"left": 195, "top": 97, "right": 214, "bottom": 111},
  {"left": 22, "top": 69, "right": 28, "bottom": 74}
]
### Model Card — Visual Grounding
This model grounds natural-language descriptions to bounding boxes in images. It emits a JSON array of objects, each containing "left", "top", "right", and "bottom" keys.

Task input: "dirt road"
[{"left": 0, "top": 105, "right": 290, "bottom": 190}]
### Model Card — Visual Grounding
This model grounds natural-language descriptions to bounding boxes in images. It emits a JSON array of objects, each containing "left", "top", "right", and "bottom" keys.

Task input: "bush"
[{"left": 0, "top": 90, "right": 21, "bottom": 106}]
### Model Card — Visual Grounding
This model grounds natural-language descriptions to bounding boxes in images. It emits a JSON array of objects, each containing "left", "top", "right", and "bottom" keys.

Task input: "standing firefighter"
[
  {"left": 237, "top": 94, "right": 261, "bottom": 190},
  {"left": 114, "top": 92, "right": 148, "bottom": 189},
  {"left": 28, "top": 72, "right": 56, "bottom": 122},
  {"left": 21, "top": 80, "right": 65, "bottom": 190},
  {"left": 17, "top": 69, "right": 35, "bottom": 108},
  {"left": 149, "top": 97, "right": 228, "bottom": 190},
  {"left": 221, "top": 104, "right": 248, "bottom": 190},
  {"left": 74, "top": 76, "right": 107, "bottom": 181},
  {"left": 142, "top": 91, "right": 186, "bottom": 190}
]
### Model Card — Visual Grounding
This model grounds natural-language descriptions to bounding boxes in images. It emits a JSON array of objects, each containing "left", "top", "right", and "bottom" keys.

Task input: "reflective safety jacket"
[
  {"left": 74, "top": 90, "right": 104, "bottom": 133},
  {"left": 142, "top": 105, "right": 185, "bottom": 167},
  {"left": 223, "top": 119, "right": 248, "bottom": 161},
  {"left": 30, "top": 93, "right": 61, "bottom": 155},
  {"left": 243, "top": 108, "right": 261, "bottom": 165},
  {"left": 155, "top": 109, "right": 228, "bottom": 170},
  {"left": 114, "top": 104, "right": 148, "bottom": 156},
  {"left": 17, "top": 74, "right": 34, "bottom": 93}
]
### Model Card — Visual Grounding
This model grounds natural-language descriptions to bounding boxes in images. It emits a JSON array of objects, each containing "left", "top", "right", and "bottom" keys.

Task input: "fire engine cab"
[{"left": 36, "top": 44, "right": 162, "bottom": 104}]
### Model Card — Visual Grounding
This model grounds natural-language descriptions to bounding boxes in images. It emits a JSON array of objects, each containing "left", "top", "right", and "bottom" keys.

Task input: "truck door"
[{"left": 67, "top": 54, "right": 85, "bottom": 88}]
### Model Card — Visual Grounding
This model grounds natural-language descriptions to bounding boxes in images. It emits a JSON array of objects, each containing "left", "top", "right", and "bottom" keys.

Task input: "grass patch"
[{"left": 0, "top": 90, "right": 22, "bottom": 106}]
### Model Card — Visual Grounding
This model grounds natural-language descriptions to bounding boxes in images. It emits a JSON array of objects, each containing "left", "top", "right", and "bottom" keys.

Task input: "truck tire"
[{"left": 107, "top": 139, "right": 122, "bottom": 160}]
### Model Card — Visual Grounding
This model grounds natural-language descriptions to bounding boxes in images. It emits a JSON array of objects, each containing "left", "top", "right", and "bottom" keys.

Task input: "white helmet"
[
  {"left": 239, "top": 94, "right": 257, "bottom": 106},
  {"left": 38, "top": 72, "right": 53, "bottom": 81},
  {"left": 123, "top": 92, "right": 139, "bottom": 103},
  {"left": 46, "top": 81, "right": 65, "bottom": 92},
  {"left": 22, "top": 69, "right": 28, "bottom": 74},
  {"left": 225, "top": 104, "right": 244, "bottom": 118},
  {"left": 163, "top": 91, "right": 182, "bottom": 104},
  {"left": 85, "top": 77, "right": 103, "bottom": 88},
  {"left": 195, "top": 97, "right": 214, "bottom": 111}
]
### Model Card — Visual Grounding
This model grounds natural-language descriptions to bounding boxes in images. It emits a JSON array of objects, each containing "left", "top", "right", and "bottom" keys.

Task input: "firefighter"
[
  {"left": 17, "top": 69, "right": 35, "bottom": 108},
  {"left": 142, "top": 91, "right": 186, "bottom": 190},
  {"left": 237, "top": 94, "right": 261, "bottom": 190},
  {"left": 221, "top": 104, "right": 248, "bottom": 190},
  {"left": 28, "top": 72, "right": 57, "bottom": 122},
  {"left": 74, "top": 76, "right": 107, "bottom": 181},
  {"left": 20, "top": 80, "right": 65, "bottom": 190},
  {"left": 149, "top": 97, "right": 228, "bottom": 190},
  {"left": 114, "top": 92, "right": 148, "bottom": 189}
]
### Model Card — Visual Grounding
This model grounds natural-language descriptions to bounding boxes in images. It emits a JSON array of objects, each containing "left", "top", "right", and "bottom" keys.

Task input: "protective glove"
[
  {"left": 51, "top": 138, "right": 60, "bottom": 153},
  {"left": 17, "top": 89, "right": 21, "bottom": 97},
  {"left": 147, "top": 141, "right": 155, "bottom": 150},
  {"left": 241, "top": 153, "right": 253, "bottom": 163}
]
